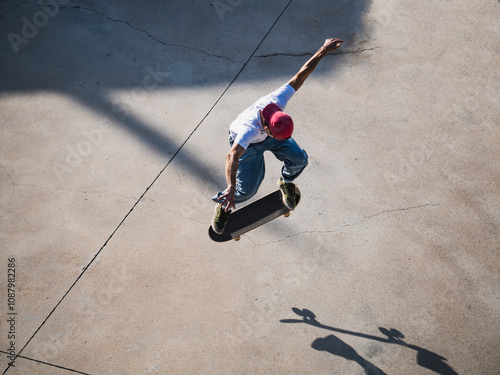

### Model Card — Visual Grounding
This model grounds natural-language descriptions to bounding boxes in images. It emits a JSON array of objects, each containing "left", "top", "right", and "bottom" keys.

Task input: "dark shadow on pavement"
[
  {"left": 0, "top": 0, "right": 373, "bottom": 191},
  {"left": 281, "top": 308, "right": 459, "bottom": 375},
  {"left": 73, "top": 90, "right": 222, "bottom": 190},
  {"left": 312, "top": 334, "right": 387, "bottom": 375}
]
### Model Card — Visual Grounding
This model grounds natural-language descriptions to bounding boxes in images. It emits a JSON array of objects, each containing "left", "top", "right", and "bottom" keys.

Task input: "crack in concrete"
[
  {"left": 58, "top": 4, "right": 238, "bottom": 64},
  {"left": 255, "top": 203, "right": 441, "bottom": 245},
  {"left": 255, "top": 52, "right": 315, "bottom": 58},
  {"left": 14, "top": 0, "right": 238, "bottom": 63},
  {"left": 0, "top": 349, "right": 91, "bottom": 375},
  {"left": 340, "top": 47, "right": 380, "bottom": 54},
  {"left": 255, "top": 47, "right": 379, "bottom": 58},
  {"left": 1, "top": 165, "right": 15, "bottom": 186}
]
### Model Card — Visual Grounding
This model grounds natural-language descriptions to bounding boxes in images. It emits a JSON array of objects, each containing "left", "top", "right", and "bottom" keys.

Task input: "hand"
[
  {"left": 217, "top": 186, "right": 236, "bottom": 211},
  {"left": 321, "top": 38, "right": 344, "bottom": 53}
]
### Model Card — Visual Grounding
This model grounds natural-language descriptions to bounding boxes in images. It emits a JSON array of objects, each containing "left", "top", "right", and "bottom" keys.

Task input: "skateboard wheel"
[
  {"left": 283, "top": 212, "right": 290, "bottom": 218},
  {"left": 234, "top": 236, "right": 241, "bottom": 241}
]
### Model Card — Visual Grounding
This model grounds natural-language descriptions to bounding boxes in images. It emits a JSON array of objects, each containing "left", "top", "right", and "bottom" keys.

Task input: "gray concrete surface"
[{"left": 0, "top": 0, "right": 499, "bottom": 374}]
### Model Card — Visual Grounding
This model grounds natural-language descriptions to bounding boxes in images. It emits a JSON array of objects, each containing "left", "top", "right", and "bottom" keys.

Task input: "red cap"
[{"left": 263, "top": 103, "right": 293, "bottom": 140}]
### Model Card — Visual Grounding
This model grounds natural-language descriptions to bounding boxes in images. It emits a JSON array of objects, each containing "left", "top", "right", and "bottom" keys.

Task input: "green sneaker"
[
  {"left": 278, "top": 177, "right": 300, "bottom": 210},
  {"left": 211, "top": 204, "right": 231, "bottom": 234}
]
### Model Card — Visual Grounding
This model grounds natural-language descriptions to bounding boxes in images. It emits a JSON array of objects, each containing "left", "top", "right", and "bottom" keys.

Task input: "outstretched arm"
[{"left": 288, "top": 38, "right": 343, "bottom": 91}]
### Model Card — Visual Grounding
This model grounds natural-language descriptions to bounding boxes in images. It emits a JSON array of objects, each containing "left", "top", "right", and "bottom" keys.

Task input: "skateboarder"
[{"left": 212, "top": 38, "right": 344, "bottom": 234}]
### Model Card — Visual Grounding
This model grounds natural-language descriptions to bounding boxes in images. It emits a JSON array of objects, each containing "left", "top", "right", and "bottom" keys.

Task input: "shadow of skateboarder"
[{"left": 281, "top": 308, "right": 459, "bottom": 375}]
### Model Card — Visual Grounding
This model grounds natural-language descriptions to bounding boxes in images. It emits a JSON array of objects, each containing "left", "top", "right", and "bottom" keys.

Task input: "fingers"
[
  {"left": 217, "top": 195, "right": 229, "bottom": 208},
  {"left": 325, "top": 38, "right": 344, "bottom": 48},
  {"left": 322, "top": 39, "right": 343, "bottom": 53},
  {"left": 217, "top": 193, "right": 235, "bottom": 211},
  {"left": 221, "top": 199, "right": 235, "bottom": 212}
]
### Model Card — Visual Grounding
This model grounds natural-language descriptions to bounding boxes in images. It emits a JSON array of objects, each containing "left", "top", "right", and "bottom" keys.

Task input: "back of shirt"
[{"left": 230, "top": 83, "right": 295, "bottom": 149}]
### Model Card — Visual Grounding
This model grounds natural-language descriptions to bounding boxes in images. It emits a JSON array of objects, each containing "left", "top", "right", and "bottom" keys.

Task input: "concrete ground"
[{"left": 1, "top": 0, "right": 499, "bottom": 374}]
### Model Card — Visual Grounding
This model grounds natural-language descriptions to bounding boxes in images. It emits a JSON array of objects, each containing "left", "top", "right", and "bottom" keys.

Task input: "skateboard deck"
[{"left": 208, "top": 188, "right": 300, "bottom": 242}]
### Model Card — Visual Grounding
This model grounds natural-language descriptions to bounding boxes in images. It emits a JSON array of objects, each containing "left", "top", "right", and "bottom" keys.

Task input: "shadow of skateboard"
[{"left": 208, "top": 188, "right": 301, "bottom": 242}]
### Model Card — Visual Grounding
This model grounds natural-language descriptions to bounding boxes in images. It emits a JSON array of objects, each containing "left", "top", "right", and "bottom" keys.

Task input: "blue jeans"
[{"left": 213, "top": 135, "right": 308, "bottom": 205}]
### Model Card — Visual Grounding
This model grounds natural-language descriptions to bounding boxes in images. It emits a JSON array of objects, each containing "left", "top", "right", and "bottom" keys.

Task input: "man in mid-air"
[{"left": 212, "top": 38, "right": 344, "bottom": 234}]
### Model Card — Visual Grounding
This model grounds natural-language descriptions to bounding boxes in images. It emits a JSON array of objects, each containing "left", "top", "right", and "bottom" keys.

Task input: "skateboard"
[{"left": 208, "top": 188, "right": 301, "bottom": 242}]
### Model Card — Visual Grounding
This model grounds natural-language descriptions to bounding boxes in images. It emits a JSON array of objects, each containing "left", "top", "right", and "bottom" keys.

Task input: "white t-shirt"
[{"left": 229, "top": 83, "right": 295, "bottom": 149}]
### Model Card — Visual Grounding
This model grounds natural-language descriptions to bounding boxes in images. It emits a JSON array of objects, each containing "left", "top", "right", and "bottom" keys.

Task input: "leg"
[
  {"left": 268, "top": 137, "right": 308, "bottom": 182},
  {"left": 234, "top": 145, "right": 266, "bottom": 203},
  {"left": 262, "top": 137, "right": 307, "bottom": 210}
]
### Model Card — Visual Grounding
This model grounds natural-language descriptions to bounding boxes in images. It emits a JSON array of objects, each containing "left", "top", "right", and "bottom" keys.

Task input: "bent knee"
[
  {"left": 300, "top": 149, "right": 308, "bottom": 167},
  {"left": 235, "top": 186, "right": 259, "bottom": 203}
]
